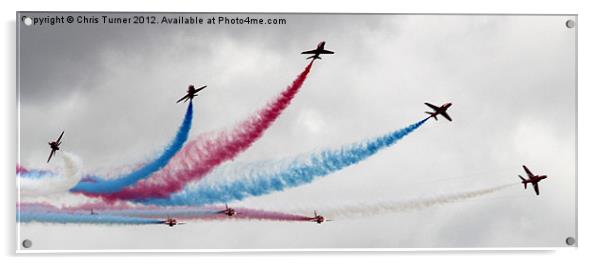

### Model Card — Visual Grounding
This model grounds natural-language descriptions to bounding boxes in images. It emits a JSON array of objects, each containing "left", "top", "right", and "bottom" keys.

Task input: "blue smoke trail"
[
  {"left": 18, "top": 169, "right": 56, "bottom": 179},
  {"left": 70, "top": 102, "right": 194, "bottom": 194},
  {"left": 144, "top": 118, "right": 429, "bottom": 206},
  {"left": 17, "top": 211, "right": 164, "bottom": 225}
]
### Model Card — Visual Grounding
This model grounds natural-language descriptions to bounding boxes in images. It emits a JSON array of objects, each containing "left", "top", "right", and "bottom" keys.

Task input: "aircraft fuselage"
[
  {"left": 165, "top": 218, "right": 178, "bottom": 227},
  {"left": 224, "top": 208, "right": 236, "bottom": 216},
  {"left": 49, "top": 142, "right": 59, "bottom": 151},
  {"left": 437, "top": 103, "right": 452, "bottom": 113},
  {"left": 522, "top": 175, "right": 547, "bottom": 184},
  {"left": 310, "top": 215, "right": 325, "bottom": 224},
  {"left": 187, "top": 85, "right": 198, "bottom": 98}
]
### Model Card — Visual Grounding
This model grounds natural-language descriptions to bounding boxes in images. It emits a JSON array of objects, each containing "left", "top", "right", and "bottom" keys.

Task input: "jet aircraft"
[
  {"left": 217, "top": 204, "right": 237, "bottom": 217},
  {"left": 519, "top": 165, "right": 548, "bottom": 196},
  {"left": 425, "top": 102, "right": 453, "bottom": 121},
  {"left": 301, "top": 41, "right": 335, "bottom": 60},
  {"left": 308, "top": 210, "right": 332, "bottom": 224},
  {"left": 163, "top": 217, "right": 185, "bottom": 227},
  {"left": 177, "top": 84, "right": 207, "bottom": 103},
  {"left": 47, "top": 131, "right": 64, "bottom": 163}
]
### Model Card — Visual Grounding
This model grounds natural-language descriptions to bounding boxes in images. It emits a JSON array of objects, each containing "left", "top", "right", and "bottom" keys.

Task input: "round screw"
[
  {"left": 565, "top": 19, "right": 575, "bottom": 29},
  {"left": 22, "top": 239, "right": 32, "bottom": 248},
  {"left": 22, "top": 16, "right": 32, "bottom": 26}
]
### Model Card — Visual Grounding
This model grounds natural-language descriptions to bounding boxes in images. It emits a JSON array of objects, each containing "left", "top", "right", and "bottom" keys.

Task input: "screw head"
[
  {"left": 565, "top": 237, "right": 576, "bottom": 246},
  {"left": 22, "top": 239, "right": 32, "bottom": 248},
  {"left": 565, "top": 19, "right": 575, "bottom": 29},
  {"left": 22, "top": 16, "right": 32, "bottom": 26}
]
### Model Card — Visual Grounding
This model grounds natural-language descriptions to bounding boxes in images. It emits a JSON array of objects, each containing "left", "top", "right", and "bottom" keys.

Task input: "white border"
[
  {"left": 3, "top": 0, "right": 601, "bottom": 263},
  {"left": 14, "top": 247, "right": 565, "bottom": 254}
]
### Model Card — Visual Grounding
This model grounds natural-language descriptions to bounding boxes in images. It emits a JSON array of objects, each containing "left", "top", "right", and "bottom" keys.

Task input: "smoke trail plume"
[
  {"left": 17, "top": 202, "right": 309, "bottom": 223},
  {"left": 71, "top": 101, "right": 193, "bottom": 194},
  {"left": 18, "top": 202, "right": 216, "bottom": 219},
  {"left": 94, "top": 205, "right": 311, "bottom": 222},
  {"left": 99, "top": 61, "right": 315, "bottom": 201},
  {"left": 197, "top": 207, "right": 313, "bottom": 222},
  {"left": 303, "top": 183, "right": 515, "bottom": 219},
  {"left": 17, "top": 168, "right": 55, "bottom": 179},
  {"left": 16, "top": 165, "right": 28, "bottom": 174},
  {"left": 17, "top": 210, "right": 163, "bottom": 225},
  {"left": 19, "top": 152, "right": 83, "bottom": 197},
  {"left": 145, "top": 118, "right": 428, "bottom": 206}
]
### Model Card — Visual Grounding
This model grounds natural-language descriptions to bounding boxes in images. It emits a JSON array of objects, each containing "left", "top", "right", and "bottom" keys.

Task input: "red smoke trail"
[
  {"left": 190, "top": 207, "right": 313, "bottom": 222},
  {"left": 97, "top": 61, "right": 315, "bottom": 201},
  {"left": 16, "top": 165, "right": 28, "bottom": 174}
]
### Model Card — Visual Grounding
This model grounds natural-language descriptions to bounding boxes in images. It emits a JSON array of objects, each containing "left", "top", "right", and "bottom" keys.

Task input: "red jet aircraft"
[
  {"left": 309, "top": 210, "right": 332, "bottom": 224},
  {"left": 519, "top": 165, "right": 548, "bottom": 196},
  {"left": 47, "top": 131, "right": 64, "bottom": 163},
  {"left": 177, "top": 84, "right": 207, "bottom": 104},
  {"left": 425, "top": 102, "right": 453, "bottom": 121},
  {"left": 301, "top": 41, "right": 335, "bottom": 60},
  {"left": 217, "top": 204, "right": 237, "bottom": 217},
  {"left": 163, "top": 217, "right": 185, "bottom": 227}
]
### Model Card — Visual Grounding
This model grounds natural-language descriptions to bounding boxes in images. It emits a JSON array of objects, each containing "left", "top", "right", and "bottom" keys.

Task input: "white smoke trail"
[
  {"left": 298, "top": 183, "right": 516, "bottom": 219},
  {"left": 19, "top": 152, "right": 83, "bottom": 197}
]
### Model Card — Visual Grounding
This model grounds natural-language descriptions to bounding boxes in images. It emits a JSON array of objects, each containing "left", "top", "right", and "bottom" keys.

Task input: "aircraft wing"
[
  {"left": 533, "top": 182, "right": 540, "bottom": 195},
  {"left": 176, "top": 95, "right": 189, "bottom": 103},
  {"left": 320, "top": 50, "right": 335, "bottom": 54},
  {"left": 301, "top": 49, "right": 318, "bottom": 54},
  {"left": 523, "top": 165, "right": 534, "bottom": 178},
  {"left": 424, "top": 102, "right": 439, "bottom": 110},
  {"left": 47, "top": 150, "right": 55, "bottom": 163},
  {"left": 56, "top": 131, "right": 65, "bottom": 142},
  {"left": 441, "top": 111, "right": 452, "bottom": 121}
]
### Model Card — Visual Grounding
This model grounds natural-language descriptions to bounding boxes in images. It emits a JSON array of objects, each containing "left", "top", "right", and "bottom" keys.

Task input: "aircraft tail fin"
[
  {"left": 426, "top": 111, "right": 437, "bottom": 120},
  {"left": 519, "top": 175, "right": 527, "bottom": 189}
]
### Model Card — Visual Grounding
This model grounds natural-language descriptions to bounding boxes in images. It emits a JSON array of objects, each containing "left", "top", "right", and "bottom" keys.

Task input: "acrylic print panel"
[{"left": 16, "top": 13, "right": 577, "bottom": 251}]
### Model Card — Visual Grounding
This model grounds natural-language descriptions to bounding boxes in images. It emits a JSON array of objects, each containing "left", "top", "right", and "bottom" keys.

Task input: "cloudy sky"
[{"left": 17, "top": 13, "right": 576, "bottom": 250}]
